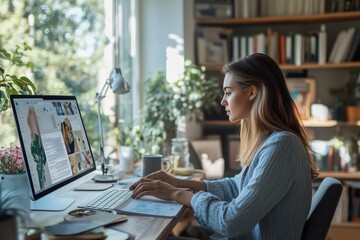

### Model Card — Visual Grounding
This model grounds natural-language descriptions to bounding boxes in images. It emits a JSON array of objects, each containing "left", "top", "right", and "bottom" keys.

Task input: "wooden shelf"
[
  {"left": 204, "top": 62, "right": 360, "bottom": 71},
  {"left": 281, "top": 62, "right": 360, "bottom": 70},
  {"left": 328, "top": 222, "right": 360, "bottom": 240},
  {"left": 318, "top": 171, "right": 360, "bottom": 180},
  {"left": 201, "top": 120, "right": 360, "bottom": 128},
  {"left": 200, "top": 120, "right": 237, "bottom": 127},
  {"left": 196, "top": 11, "right": 360, "bottom": 26}
]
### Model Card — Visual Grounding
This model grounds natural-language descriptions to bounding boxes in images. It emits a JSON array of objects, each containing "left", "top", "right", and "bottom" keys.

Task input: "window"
[{"left": 0, "top": 0, "right": 136, "bottom": 164}]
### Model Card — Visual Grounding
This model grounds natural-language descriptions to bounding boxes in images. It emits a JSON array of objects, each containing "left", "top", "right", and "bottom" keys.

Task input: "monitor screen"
[{"left": 10, "top": 95, "right": 96, "bottom": 201}]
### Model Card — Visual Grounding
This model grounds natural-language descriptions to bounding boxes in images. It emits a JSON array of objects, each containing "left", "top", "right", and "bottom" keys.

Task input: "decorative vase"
[
  {"left": 0, "top": 173, "right": 31, "bottom": 228},
  {"left": 171, "top": 138, "right": 190, "bottom": 169},
  {"left": 119, "top": 146, "right": 135, "bottom": 173}
]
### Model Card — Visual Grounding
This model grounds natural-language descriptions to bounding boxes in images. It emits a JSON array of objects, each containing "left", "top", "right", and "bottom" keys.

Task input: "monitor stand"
[
  {"left": 93, "top": 170, "right": 125, "bottom": 182},
  {"left": 31, "top": 196, "right": 75, "bottom": 211}
]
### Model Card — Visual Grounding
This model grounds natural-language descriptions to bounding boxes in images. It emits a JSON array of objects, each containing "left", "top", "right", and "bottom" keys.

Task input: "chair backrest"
[{"left": 301, "top": 177, "right": 343, "bottom": 240}]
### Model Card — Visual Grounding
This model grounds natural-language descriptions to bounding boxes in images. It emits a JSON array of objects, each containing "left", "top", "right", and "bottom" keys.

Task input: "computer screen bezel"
[{"left": 10, "top": 95, "right": 97, "bottom": 201}]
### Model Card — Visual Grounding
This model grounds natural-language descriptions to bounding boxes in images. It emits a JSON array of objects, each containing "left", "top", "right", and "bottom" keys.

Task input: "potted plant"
[
  {"left": 0, "top": 145, "right": 30, "bottom": 234},
  {"left": 127, "top": 60, "right": 221, "bottom": 159},
  {"left": 329, "top": 70, "right": 360, "bottom": 122},
  {"left": 0, "top": 43, "right": 35, "bottom": 231}
]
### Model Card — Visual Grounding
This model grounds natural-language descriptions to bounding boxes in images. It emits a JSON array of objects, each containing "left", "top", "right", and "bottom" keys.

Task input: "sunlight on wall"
[{"left": 166, "top": 34, "right": 184, "bottom": 84}]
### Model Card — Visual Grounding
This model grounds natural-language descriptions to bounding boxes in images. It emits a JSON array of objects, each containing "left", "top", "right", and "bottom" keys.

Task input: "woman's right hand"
[{"left": 130, "top": 170, "right": 179, "bottom": 190}]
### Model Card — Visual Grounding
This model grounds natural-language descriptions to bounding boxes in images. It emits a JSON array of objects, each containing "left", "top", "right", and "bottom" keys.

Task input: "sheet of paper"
[
  {"left": 117, "top": 176, "right": 140, "bottom": 186},
  {"left": 115, "top": 196, "right": 183, "bottom": 218}
]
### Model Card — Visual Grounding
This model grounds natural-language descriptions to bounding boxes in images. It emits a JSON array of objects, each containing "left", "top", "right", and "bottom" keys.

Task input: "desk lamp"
[{"left": 93, "top": 68, "right": 131, "bottom": 182}]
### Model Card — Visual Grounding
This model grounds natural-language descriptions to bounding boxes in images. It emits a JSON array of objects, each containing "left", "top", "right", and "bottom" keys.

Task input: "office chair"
[{"left": 301, "top": 177, "right": 343, "bottom": 240}]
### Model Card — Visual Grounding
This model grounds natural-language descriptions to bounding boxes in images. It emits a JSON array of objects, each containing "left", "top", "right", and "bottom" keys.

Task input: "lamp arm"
[
  {"left": 96, "top": 80, "right": 111, "bottom": 175},
  {"left": 95, "top": 78, "right": 111, "bottom": 103}
]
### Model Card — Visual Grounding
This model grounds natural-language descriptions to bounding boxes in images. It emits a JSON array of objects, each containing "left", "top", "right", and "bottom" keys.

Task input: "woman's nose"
[{"left": 220, "top": 97, "right": 227, "bottom": 106}]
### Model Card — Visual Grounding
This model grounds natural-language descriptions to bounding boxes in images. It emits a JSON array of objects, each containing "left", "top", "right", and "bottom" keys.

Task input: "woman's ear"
[{"left": 249, "top": 85, "right": 257, "bottom": 100}]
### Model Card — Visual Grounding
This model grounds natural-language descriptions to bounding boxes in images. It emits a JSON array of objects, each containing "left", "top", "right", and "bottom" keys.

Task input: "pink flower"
[{"left": 0, "top": 145, "right": 25, "bottom": 174}]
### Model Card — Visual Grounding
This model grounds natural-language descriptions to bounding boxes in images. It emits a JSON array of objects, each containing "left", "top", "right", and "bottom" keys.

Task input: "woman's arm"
[{"left": 130, "top": 171, "right": 207, "bottom": 192}]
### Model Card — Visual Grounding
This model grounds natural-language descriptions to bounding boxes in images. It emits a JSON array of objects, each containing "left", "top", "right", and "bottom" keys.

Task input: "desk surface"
[{"left": 31, "top": 171, "right": 204, "bottom": 240}]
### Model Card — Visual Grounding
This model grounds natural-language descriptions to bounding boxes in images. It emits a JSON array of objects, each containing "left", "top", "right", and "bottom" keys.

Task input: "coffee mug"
[{"left": 142, "top": 154, "right": 171, "bottom": 177}]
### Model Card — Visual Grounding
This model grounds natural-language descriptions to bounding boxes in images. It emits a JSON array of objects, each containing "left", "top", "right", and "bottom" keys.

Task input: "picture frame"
[{"left": 286, "top": 78, "right": 316, "bottom": 120}]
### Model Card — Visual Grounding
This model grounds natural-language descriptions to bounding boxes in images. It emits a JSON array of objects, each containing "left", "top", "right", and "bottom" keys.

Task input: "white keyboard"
[{"left": 78, "top": 189, "right": 132, "bottom": 212}]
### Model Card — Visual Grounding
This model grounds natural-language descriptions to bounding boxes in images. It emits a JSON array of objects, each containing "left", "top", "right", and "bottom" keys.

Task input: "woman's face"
[{"left": 220, "top": 73, "right": 254, "bottom": 123}]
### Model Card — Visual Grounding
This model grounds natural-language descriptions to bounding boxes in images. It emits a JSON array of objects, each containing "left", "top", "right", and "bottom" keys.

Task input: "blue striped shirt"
[{"left": 191, "top": 131, "right": 312, "bottom": 240}]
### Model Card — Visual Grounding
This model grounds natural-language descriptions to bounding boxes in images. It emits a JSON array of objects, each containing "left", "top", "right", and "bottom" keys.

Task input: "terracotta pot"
[{"left": 346, "top": 106, "right": 360, "bottom": 123}]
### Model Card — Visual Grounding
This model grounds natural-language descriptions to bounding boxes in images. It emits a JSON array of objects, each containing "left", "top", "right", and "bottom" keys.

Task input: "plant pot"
[
  {"left": 329, "top": 106, "right": 345, "bottom": 121},
  {"left": 0, "top": 214, "right": 17, "bottom": 240},
  {"left": 346, "top": 105, "right": 360, "bottom": 123},
  {"left": 0, "top": 173, "right": 30, "bottom": 228}
]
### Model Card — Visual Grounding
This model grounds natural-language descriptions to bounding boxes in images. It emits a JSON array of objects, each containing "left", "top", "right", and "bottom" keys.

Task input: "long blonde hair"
[{"left": 223, "top": 54, "right": 318, "bottom": 179}]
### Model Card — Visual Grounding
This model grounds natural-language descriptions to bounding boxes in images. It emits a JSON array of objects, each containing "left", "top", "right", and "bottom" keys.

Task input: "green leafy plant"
[
  {"left": 0, "top": 42, "right": 36, "bottom": 113},
  {"left": 123, "top": 60, "right": 221, "bottom": 159},
  {"left": 329, "top": 70, "right": 360, "bottom": 107}
]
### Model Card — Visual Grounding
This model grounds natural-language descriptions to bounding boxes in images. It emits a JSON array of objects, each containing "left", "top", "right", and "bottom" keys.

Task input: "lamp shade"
[{"left": 110, "top": 68, "right": 131, "bottom": 94}]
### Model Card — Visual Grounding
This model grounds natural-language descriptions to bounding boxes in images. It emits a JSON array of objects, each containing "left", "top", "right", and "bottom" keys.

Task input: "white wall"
[
  {"left": 138, "top": 0, "right": 184, "bottom": 105},
  {"left": 137, "top": 0, "right": 203, "bottom": 140}
]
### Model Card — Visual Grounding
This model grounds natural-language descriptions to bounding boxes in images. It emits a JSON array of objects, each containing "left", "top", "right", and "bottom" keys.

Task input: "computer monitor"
[{"left": 10, "top": 95, "right": 97, "bottom": 211}]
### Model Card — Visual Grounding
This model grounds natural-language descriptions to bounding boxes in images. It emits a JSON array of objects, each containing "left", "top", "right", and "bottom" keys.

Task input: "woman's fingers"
[
  {"left": 130, "top": 171, "right": 168, "bottom": 190},
  {"left": 130, "top": 177, "right": 152, "bottom": 190},
  {"left": 131, "top": 178, "right": 175, "bottom": 200},
  {"left": 132, "top": 179, "right": 158, "bottom": 198}
]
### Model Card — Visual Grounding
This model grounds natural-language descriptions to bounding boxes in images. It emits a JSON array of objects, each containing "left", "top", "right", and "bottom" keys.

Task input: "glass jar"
[{"left": 171, "top": 138, "right": 190, "bottom": 169}]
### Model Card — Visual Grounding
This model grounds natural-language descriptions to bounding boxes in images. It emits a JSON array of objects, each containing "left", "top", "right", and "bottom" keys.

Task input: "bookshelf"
[
  {"left": 188, "top": 1, "right": 360, "bottom": 235},
  {"left": 318, "top": 171, "right": 360, "bottom": 180},
  {"left": 205, "top": 61, "right": 360, "bottom": 71},
  {"left": 196, "top": 11, "right": 360, "bottom": 26},
  {"left": 201, "top": 119, "right": 360, "bottom": 127}
]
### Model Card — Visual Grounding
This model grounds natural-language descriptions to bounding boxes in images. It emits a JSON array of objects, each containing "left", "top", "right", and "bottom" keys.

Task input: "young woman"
[{"left": 131, "top": 53, "right": 318, "bottom": 239}]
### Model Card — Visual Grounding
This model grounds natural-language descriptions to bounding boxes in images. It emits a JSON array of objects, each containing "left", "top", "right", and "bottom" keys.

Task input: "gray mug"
[{"left": 142, "top": 154, "right": 171, "bottom": 177}]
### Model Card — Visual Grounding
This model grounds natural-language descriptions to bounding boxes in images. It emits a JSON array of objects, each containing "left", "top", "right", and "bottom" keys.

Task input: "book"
[
  {"left": 47, "top": 227, "right": 130, "bottom": 240},
  {"left": 328, "top": 29, "right": 347, "bottom": 63},
  {"left": 346, "top": 28, "right": 360, "bottom": 61},
  {"left": 47, "top": 227, "right": 106, "bottom": 240},
  {"left": 240, "top": 35, "right": 247, "bottom": 59},
  {"left": 256, "top": 32, "right": 266, "bottom": 54},
  {"left": 233, "top": 36, "right": 239, "bottom": 61},
  {"left": 285, "top": 35, "right": 292, "bottom": 63},
  {"left": 196, "top": 27, "right": 232, "bottom": 65},
  {"left": 295, "top": 33, "right": 303, "bottom": 66},
  {"left": 44, "top": 211, "right": 127, "bottom": 236},
  {"left": 318, "top": 24, "right": 327, "bottom": 64},
  {"left": 333, "top": 27, "right": 356, "bottom": 63},
  {"left": 280, "top": 34, "right": 286, "bottom": 64}
]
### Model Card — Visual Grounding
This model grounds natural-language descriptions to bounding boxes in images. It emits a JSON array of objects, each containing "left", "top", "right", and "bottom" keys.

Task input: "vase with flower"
[{"left": 0, "top": 145, "right": 31, "bottom": 233}]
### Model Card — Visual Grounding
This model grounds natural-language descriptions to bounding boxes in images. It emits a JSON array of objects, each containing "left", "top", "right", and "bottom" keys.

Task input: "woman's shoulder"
[
  {"left": 263, "top": 131, "right": 303, "bottom": 150},
  {"left": 267, "top": 131, "right": 301, "bottom": 142}
]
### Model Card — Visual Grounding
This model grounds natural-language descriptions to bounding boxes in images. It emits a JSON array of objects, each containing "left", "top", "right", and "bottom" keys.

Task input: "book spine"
[{"left": 318, "top": 24, "right": 327, "bottom": 64}]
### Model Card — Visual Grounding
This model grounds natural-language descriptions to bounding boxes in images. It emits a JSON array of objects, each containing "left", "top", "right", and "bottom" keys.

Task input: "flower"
[{"left": 0, "top": 146, "right": 25, "bottom": 174}]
